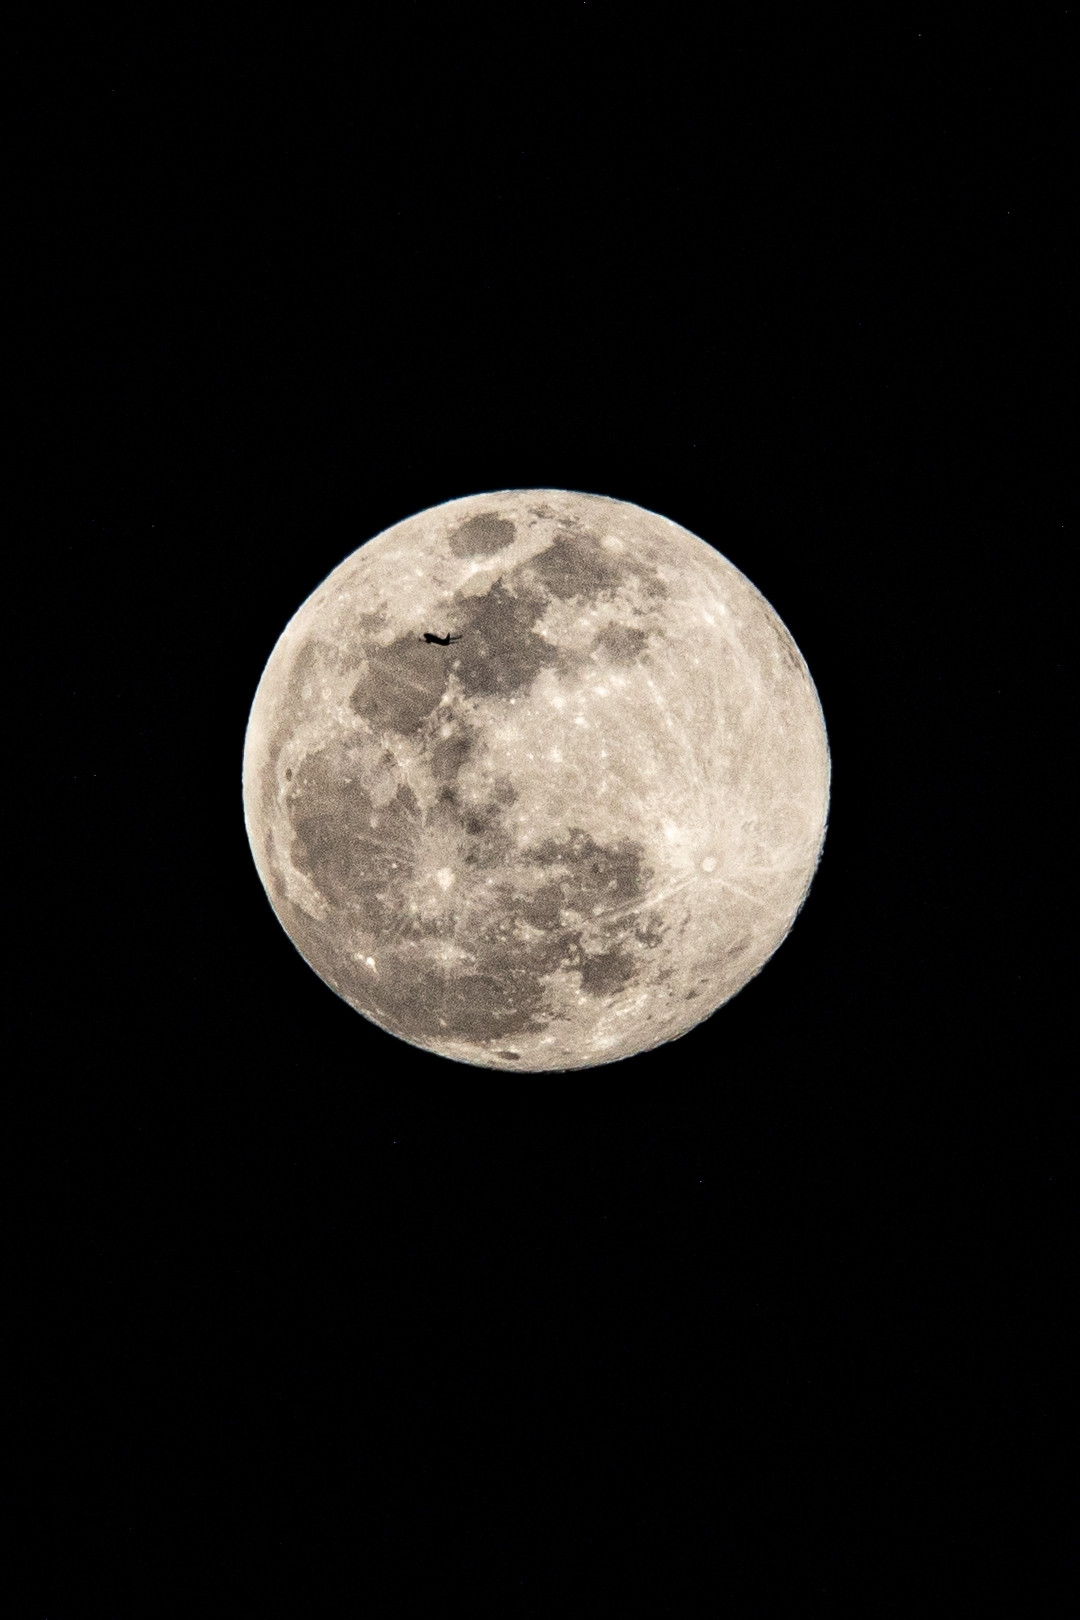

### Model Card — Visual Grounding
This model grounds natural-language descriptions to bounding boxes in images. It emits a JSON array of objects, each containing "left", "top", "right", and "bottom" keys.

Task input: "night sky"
[{"left": 14, "top": 8, "right": 1071, "bottom": 1612}]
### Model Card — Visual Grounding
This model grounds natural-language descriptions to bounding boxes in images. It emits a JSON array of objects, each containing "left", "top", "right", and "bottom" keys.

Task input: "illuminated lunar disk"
[{"left": 242, "top": 490, "right": 830, "bottom": 1070}]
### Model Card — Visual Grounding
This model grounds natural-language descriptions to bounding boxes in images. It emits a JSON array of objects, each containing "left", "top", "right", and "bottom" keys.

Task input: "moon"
[{"left": 242, "top": 491, "right": 830, "bottom": 1071}]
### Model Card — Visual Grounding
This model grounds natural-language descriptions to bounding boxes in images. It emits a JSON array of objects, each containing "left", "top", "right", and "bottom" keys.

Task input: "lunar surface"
[{"left": 242, "top": 491, "right": 830, "bottom": 1071}]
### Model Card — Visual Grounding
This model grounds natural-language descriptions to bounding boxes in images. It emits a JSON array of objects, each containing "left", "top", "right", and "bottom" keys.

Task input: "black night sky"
[{"left": 15, "top": 8, "right": 1071, "bottom": 1612}]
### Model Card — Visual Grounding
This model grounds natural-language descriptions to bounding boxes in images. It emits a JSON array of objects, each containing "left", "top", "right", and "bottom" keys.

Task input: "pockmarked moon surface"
[{"left": 242, "top": 491, "right": 830, "bottom": 1071}]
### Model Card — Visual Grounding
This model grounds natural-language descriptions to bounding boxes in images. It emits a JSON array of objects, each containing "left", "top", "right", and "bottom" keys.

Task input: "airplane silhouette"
[{"left": 422, "top": 632, "right": 462, "bottom": 645}]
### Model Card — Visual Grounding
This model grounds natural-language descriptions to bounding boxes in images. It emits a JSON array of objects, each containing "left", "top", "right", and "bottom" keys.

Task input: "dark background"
[{"left": 14, "top": 7, "right": 1072, "bottom": 1612}]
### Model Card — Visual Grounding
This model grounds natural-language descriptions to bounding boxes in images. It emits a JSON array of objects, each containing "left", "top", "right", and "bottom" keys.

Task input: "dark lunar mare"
[
  {"left": 447, "top": 513, "right": 517, "bottom": 558},
  {"left": 288, "top": 745, "right": 423, "bottom": 927}
]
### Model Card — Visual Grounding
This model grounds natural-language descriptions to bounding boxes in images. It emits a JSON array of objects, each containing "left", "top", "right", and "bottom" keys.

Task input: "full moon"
[{"left": 242, "top": 491, "right": 830, "bottom": 1071}]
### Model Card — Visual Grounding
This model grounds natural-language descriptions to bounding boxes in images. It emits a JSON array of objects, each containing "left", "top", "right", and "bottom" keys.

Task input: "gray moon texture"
[{"left": 242, "top": 490, "right": 830, "bottom": 1072}]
